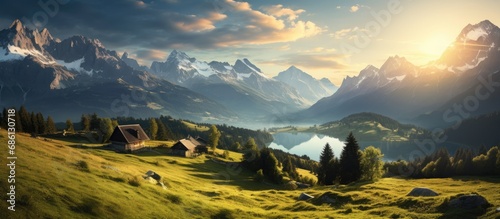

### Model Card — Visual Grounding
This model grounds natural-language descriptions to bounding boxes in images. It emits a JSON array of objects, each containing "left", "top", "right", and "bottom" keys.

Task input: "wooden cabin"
[
  {"left": 109, "top": 124, "right": 150, "bottom": 152},
  {"left": 171, "top": 135, "right": 208, "bottom": 157}
]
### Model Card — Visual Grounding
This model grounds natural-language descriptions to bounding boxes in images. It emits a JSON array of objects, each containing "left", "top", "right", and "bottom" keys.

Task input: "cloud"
[
  {"left": 349, "top": 4, "right": 368, "bottom": 13},
  {"left": 135, "top": 49, "right": 167, "bottom": 61},
  {"left": 330, "top": 26, "right": 368, "bottom": 39},
  {"left": 0, "top": 0, "right": 321, "bottom": 53},
  {"left": 261, "top": 49, "right": 348, "bottom": 70},
  {"left": 261, "top": 4, "right": 305, "bottom": 21},
  {"left": 350, "top": 5, "right": 360, "bottom": 12}
]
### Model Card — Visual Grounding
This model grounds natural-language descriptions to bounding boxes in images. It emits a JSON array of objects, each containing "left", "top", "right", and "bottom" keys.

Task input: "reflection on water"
[
  {"left": 268, "top": 132, "right": 344, "bottom": 161},
  {"left": 268, "top": 132, "right": 465, "bottom": 162}
]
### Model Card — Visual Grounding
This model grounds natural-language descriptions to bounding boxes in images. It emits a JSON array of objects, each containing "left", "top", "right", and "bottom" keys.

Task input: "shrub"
[
  {"left": 128, "top": 176, "right": 142, "bottom": 187},
  {"left": 211, "top": 209, "right": 235, "bottom": 219},
  {"left": 76, "top": 160, "right": 90, "bottom": 172},
  {"left": 299, "top": 176, "right": 316, "bottom": 186},
  {"left": 18, "top": 194, "right": 31, "bottom": 206},
  {"left": 110, "top": 176, "right": 126, "bottom": 183},
  {"left": 71, "top": 198, "right": 102, "bottom": 216},
  {"left": 166, "top": 193, "right": 182, "bottom": 204}
]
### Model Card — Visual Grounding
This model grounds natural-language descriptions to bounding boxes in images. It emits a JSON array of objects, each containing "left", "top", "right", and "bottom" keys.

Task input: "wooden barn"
[
  {"left": 171, "top": 135, "right": 208, "bottom": 157},
  {"left": 109, "top": 124, "right": 150, "bottom": 152}
]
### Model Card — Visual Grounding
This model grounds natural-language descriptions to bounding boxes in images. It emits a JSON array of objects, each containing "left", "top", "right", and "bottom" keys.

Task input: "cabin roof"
[{"left": 109, "top": 124, "right": 150, "bottom": 144}]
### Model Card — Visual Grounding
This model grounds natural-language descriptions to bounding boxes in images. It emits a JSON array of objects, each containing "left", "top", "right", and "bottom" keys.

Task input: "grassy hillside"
[
  {"left": 1, "top": 129, "right": 499, "bottom": 218},
  {"left": 308, "top": 112, "right": 428, "bottom": 142}
]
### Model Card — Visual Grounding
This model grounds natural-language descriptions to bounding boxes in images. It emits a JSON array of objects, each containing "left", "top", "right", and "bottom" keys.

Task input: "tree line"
[
  {"left": 1, "top": 108, "right": 274, "bottom": 149},
  {"left": 117, "top": 115, "right": 273, "bottom": 151},
  {"left": 0, "top": 106, "right": 57, "bottom": 135},
  {"left": 385, "top": 146, "right": 500, "bottom": 178}
]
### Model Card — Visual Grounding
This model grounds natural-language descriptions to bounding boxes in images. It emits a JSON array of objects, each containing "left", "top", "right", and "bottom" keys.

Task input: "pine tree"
[
  {"left": 36, "top": 112, "right": 46, "bottom": 134},
  {"left": 209, "top": 125, "right": 221, "bottom": 153},
  {"left": 243, "top": 138, "right": 260, "bottom": 171},
  {"left": 318, "top": 143, "right": 335, "bottom": 185},
  {"left": 15, "top": 110, "right": 23, "bottom": 132},
  {"left": 260, "top": 148, "right": 283, "bottom": 184},
  {"left": 19, "top": 106, "right": 32, "bottom": 133},
  {"left": 244, "top": 138, "right": 258, "bottom": 151},
  {"left": 66, "top": 119, "right": 75, "bottom": 133},
  {"left": 421, "top": 148, "right": 452, "bottom": 177},
  {"left": 0, "top": 108, "right": 7, "bottom": 129},
  {"left": 339, "top": 132, "right": 362, "bottom": 184},
  {"left": 282, "top": 156, "right": 299, "bottom": 180},
  {"left": 81, "top": 114, "right": 90, "bottom": 131},
  {"left": 149, "top": 118, "right": 158, "bottom": 140},
  {"left": 156, "top": 118, "right": 168, "bottom": 140},
  {"left": 46, "top": 116, "right": 57, "bottom": 134},
  {"left": 31, "top": 112, "right": 39, "bottom": 134}
]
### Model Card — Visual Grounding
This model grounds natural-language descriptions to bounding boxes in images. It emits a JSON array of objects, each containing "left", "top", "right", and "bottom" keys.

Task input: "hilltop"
[
  {"left": 1, "top": 129, "right": 499, "bottom": 218},
  {"left": 274, "top": 112, "right": 429, "bottom": 142}
]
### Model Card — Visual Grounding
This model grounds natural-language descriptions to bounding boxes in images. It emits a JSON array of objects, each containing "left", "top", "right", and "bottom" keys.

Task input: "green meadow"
[{"left": 0, "top": 129, "right": 498, "bottom": 219}]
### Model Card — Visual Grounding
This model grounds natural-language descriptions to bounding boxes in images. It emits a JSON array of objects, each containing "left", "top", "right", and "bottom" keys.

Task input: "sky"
[{"left": 1, "top": 0, "right": 500, "bottom": 85}]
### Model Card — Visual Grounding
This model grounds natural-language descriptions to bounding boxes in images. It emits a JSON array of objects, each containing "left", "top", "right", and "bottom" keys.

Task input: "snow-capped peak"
[
  {"left": 233, "top": 58, "right": 268, "bottom": 79},
  {"left": 379, "top": 55, "right": 417, "bottom": 79},
  {"left": 458, "top": 20, "right": 499, "bottom": 43},
  {"left": 235, "top": 58, "right": 261, "bottom": 72},
  {"left": 167, "top": 49, "right": 191, "bottom": 62}
]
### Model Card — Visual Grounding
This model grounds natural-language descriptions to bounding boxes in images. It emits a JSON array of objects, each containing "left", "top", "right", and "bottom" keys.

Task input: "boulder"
[
  {"left": 407, "top": 187, "right": 438, "bottom": 197},
  {"left": 298, "top": 193, "right": 314, "bottom": 201},
  {"left": 312, "top": 191, "right": 352, "bottom": 206},
  {"left": 449, "top": 194, "right": 490, "bottom": 209},
  {"left": 295, "top": 182, "right": 311, "bottom": 189}
]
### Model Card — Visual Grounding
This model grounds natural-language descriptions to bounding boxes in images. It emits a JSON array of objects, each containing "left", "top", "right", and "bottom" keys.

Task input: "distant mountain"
[
  {"left": 148, "top": 50, "right": 308, "bottom": 119},
  {"left": 295, "top": 20, "right": 500, "bottom": 128},
  {"left": 273, "top": 66, "right": 338, "bottom": 104},
  {"left": 121, "top": 52, "right": 150, "bottom": 72},
  {"left": 0, "top": 20, "right": 236, "bottom": 122}
]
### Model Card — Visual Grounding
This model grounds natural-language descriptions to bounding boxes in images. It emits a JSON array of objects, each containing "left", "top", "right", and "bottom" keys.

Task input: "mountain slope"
[
  {"left": 0, "top": 20, "right": 236, "bottom": 122},
  {"left": 444, "top": 111, "right": 500, "bottom": 147},
  {"left": 149, "top": 51, "right": 308, "bottom": 120},
  {"left": 295, "top": 20, "right": 500, "bottom": 127}
]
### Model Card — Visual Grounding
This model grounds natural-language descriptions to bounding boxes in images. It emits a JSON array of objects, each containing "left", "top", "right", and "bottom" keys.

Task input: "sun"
[{"left": 419, "top": 34, "right": 453, "bottom": 58}]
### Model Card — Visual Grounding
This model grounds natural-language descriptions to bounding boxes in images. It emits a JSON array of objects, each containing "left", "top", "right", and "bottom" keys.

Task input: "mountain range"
[
  {"left": 294, "top": 20, "right": 500, "bottom": 129},
  {"left": 0, "top": 20, "right": 236, "bottom": 122},
  {"left": 127, "top": 50, "right": 337, "bottom": 119},
  {"left": 1, "top": 18, "right": 499, "bottom": 131},
  {"left": 0, "top": 19, "right": 337, "bottom": 123}
]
